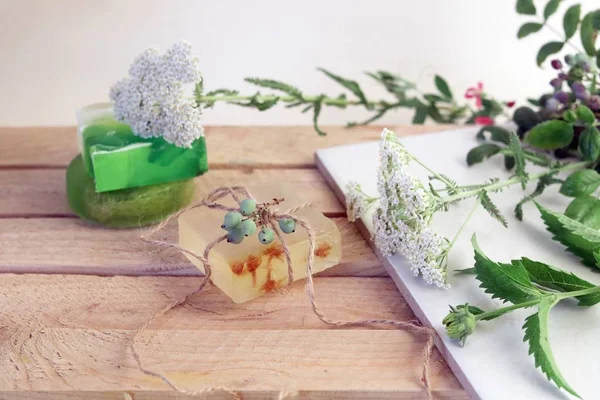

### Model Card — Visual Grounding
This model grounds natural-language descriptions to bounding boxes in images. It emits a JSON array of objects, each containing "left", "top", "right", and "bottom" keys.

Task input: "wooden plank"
[
  {"left": 0, "top": 169, "right": 344, "bottom": 217},
  {"left": 0, "top": 218, "right": 384, "bottom": 277},
  {"left": 0, "top": 125, "right": 454, "bottom": 168},
  {"left": 0, "top": 274, "right": 466, "bottom": 399}
]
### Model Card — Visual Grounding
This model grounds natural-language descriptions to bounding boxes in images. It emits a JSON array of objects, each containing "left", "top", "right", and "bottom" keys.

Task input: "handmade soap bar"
[
  {"left": 77, "top": 103, "right": 208, "bottom": 193},
  {"left": 178, "top": 186, "right": 342, "bottom": 303}
]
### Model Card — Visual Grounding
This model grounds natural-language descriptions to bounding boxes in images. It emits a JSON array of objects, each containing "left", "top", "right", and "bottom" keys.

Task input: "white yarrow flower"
[
  {"left": 109, "top": 40, "right": 204, "bottom": 148},
  {"left": 345, "top": 181, "right": 378, "bottom": 222}
]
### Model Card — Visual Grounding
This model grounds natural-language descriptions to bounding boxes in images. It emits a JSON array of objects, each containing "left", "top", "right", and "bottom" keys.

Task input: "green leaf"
[
  {"left": 516, "top": 0, "right": 537, "bottom": 15},
  {"left": 579, "top": 126, "right": 600, "bottom": 162},
  {"left": 318, "top": 68, "right": 369, "bottom": 107},
  {"left": 412, "top": 106, "right": 427, "bottom": 124},
  {"left": 575, "top": 105, "right": 596, "bottom": 124},
  {"left": 515, "top": 258, "right": 600, "bottom": 306},
  {"left": 581, "top": 12, "right": 598, "bottom": 56},
  {"left": 524, "top": 120, "right": 574, "bottom": 150},
  {"left": 562, "top": 109, "right": 577, "bottom": 123},
  {"left": 560, "top": 170, "right": 600, "bottom": 197},
  {"left": 563, "top": 4, "right": 581, "bottom": 39},
  {"left": 476, "top": 125, "right": 511, "bottom": 145},
  {"left": 543, "top": 0, "right": 561, "bottom": 20},
  {"left": 244, "top": 77, "right": 303, "bottom": 99},
  {"left": 536, "top": 41, "right": 564, "bottom": 66},
  {"left": 536, "top": 202, "right": 600, "bottom": 267},
  {"left": 466, "top": 143, "right": 501, "bottom": 166},
  {"left": 514, "top": 172, "right": 562, "bottom": 220},
  {"left": 565, "top": 195, "right": 600, "bottom": 229},
  {"left": 528, "top": 98, "right": 541, "bottom": 107},
  {"left": 479, "top": 191, "right": 508, "bottom": 227},
  {"left": 471, "top": 235, "right": 542, "bottom": 304},
  {"left": 423, "top": 93, "right": 445, "bottom": 103},
  {"left": 523, "top": 297, "right": 580, "bottom": 398},
  {"left": 509, "top": 132, "right": 528, "bottom": 189},
  {"left": 434, "top": 75, "right": 453, "bottom": 99},
  {"left": 312, "top": 97, "right": 326, "bottom": 136},
  {"left": 518, "top": 22, "right": 544, "bottom": 38},
  {"left": 597, "top": 49, "right": 600, "bottom": 69}
]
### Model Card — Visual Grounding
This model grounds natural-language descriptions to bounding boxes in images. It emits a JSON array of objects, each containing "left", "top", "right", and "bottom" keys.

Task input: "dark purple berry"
[
  {"left": 551, "top": 59, "right": 562, "bottom": 69},
  {"left": 550, "top": 78, "right": 562, "bottom": 89},
  {"left": 553, "top": 91, "right": 569, "bottom": 104},
  {"left": 587, "top": 95, "right": 600, "bottom": 111},
  {"left": 558, "top": 72, "right": 568, "bottom": 80},
  {"left": 572, "top": 82, "right": 588, "bottom": 100}
]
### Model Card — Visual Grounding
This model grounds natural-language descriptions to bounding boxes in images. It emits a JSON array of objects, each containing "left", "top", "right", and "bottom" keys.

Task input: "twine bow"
[{"left": 133, "top": 186, "right": 436, "bottom": 399}]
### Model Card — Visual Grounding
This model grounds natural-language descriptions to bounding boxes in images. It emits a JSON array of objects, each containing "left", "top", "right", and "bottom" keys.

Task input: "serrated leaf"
[
  {"left": 560, "top": 170, "right": 600, "bottom": 197},
  {"left": 516, "top": 0, "right": 536, "bottom": 15},
  {"left": 518, "top": 22, "right": 543, "bottom": 38},
  {"left": 523, "top": 298, "right": 580, "bottom": 398},
  {"left": 312, "top": 97, "right": 326, "bottom": 136},
  {"left": 434, "top": 75, "right": 453, "bottom": 99},
  {"left": 536, "top": 202, "right": 600, "bottom": 267},
  {"left": 524, "top": 120, "right": 574, "bottom": 150},
  {"left": 412, "top": 106, "right": 427, "bottom": 124},
  {"left": 536, "top": 41, "right": 564, "bottom": 66},
  {"left": 543, "top": 0, "right": 561, "bottom": 20},
  {"left": 563, "top": 4, "right": 581, "bottom": 39},
  {"left": 476, "top": 125, "right": 511, "bottom": 144},
  {"left": 245, "top": 77, "right": 303, "bottom": 99},
  {"left": 466, "top": 143, "right": 501, "bottom": 166},
  {"left": 318, "top": 68, "right": 369, "bottom": 106},
  {"left": 479, "top": 191, "right": 508, "bottom": 227},
  {"left": 516, "top": 257, "right": 600, "bottom": 306},
  {"left": 509, "top": 132, "right": 528, "bottom": 189},
  {"left": 471, "top": 235, "right": 542, "bottom": 304},
  {"left": 581, "top": 12, "right": 598, "bottom": 56}
]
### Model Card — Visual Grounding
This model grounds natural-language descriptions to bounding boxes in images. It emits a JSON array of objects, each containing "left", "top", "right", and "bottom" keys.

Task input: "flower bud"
[
  {"left": 550, "top": 78, "right": 562, "bottom": 89},
  {"left": 443, "top": 305, "right": 478, "bottom": 346},
  {"left": 551, "top": 59, "right": 562, "bottom": 70},
  {"left": 553, "top": 91, "right": 569, "bottom": 104},
  {"left": 571, "top": 82, "right": 588, "bottom": 101}
]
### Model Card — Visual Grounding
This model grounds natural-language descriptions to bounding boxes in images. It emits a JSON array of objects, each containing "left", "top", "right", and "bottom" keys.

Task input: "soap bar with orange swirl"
[{"left": 177, "top": 185, "right": 342, "bottom": 303}]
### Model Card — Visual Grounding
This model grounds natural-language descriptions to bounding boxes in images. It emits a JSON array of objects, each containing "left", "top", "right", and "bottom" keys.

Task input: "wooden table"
[{"left": 0, "top": 125, "right": 468, "bottom": 399}]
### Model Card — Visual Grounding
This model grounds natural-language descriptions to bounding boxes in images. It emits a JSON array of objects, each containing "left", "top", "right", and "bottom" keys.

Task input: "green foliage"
[
  {"left": 514, "top": 172, "right": 562, "bottom": 220},
  {"left": 523, "top": 297, "right": 581, "bottom": 399},
  {"left": 543, "top": 0, "right": 561, "bottom": 20},
  {"left": 575, "top": 105, "right": 596, "bottom": 124},
  {"left": 479, "top": 190, "right": 508, "bottom": 227},
  {"left": 476, "top": 125, "right": 511, "bottom": 145},
  {"left": 318, "top": 68, "right": 369, "bottom": 107},
  {"left": 245, "top": 77, "right": 303, "bottom": 100},
  {"left": 536, "top": 41, "right": 564, "bottom": 66},
  {"left": 518, "top": 22, "right": 543, "bottom": 38},
  {"left": 516, "top": 0, "right": 536, "bottom": 15},
  {"left": 312, "top": 96, "right": 326, "bottom": 136},
  {"left": 466, "top": 143, "right": 502, "bottom": 166},
  {"left": 524, "top": 120, "right": 574, "bottom": 150},
  {"left": 565, "top": 196, "right": 600, "bottom": 229},
  {"left": 580, "top": 12, "right": 598, "bottom": 56},
  {"left": 563, "top": 4, "right": 581, "bottom": 39},
  {"left": 434, "top": 75, "right": 453, "bottom": 99},
  {"left": 509, "top": 132, "right": 528, "bottom": 189},
  {"left": 560, "top": 170, "right": 600, "bottom": 197},
  {"left": 412, "top": 106, "right": 427, "bottom": 124}
]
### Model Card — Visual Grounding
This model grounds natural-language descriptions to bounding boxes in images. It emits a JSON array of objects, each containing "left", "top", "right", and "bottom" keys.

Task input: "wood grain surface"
[{"left": 0, "top": 124, "right": 466, "bottom": 399}]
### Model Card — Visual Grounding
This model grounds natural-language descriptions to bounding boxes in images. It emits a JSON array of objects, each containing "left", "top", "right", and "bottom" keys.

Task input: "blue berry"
[
  {"left": 278, "top": 218, "right": 296, "bottom": 234},
  {"left": 258, "top": 227, "right": 275, "bottom": 244},
  {"left": 227, "top": 227, "right": 245, "bottom": 244},
  {"left": 240, "top": 219, "right": 257, "bottom": 236},
  {"left": 222, "top": 211, "right": 242, "bottom": 230},
  {"left": 239, "top": 198, "right": 257, "bottom": 216}
]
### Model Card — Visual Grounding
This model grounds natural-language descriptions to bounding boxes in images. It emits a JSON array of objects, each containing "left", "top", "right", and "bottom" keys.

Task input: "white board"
[{"left": 315, "top": 127, "right": 600, "bottom": 400}]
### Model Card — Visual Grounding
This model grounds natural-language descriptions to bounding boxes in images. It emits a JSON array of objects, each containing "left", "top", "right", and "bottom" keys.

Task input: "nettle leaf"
[
  {"left": 581, "top": 12, "right": 599, "bottom": 56},
  {"left": 543, "top": 0, "right": 561, "bottom": 20},
  {"left": 479, "top": 191, "right": 508, "bottom": 227},
  {"left": 579, "top": 125, "right": 600, "bottom": 162},
  {"left": 518, "top": 22, "right": 544, "bottom": 38},
  {"left": 524, "top": 120, "right": 574, "bottom": 150},
  {"left": 536, "top": 41, "right": 564, "bottom": 66},
  {"left": 516, "top": 257, "right": 600, "bottom": 306},
  {"left": 466, "top": 143, "right": 501, "bottom": 166},
  {"left": 516, "top": 0, "right": 536, "bottom": 15},
  {"left": 245, "top": 77, "right": 303, "bottom": 100},
  {"left": 318, "top": 68, "right": 369, "bottom": 107},
  {"left": 476, "top": 125, "right": 511, "bottom": 144},
  {"left": 514, "top": 172, "right": 561, "bottom": 221},
  {"left": 434, "top": 75, "right": 453, "bottom": 99},
  {"left": 509, "top": 132, "right": 528, "bottom": 189},
  {"left": 471, "top": 235, "right": 542, "bottom": 304},
  {"left": 563, "top": 4, "right": 581, "bottom": 39},
  {"left": 523, "top": 297, "right": 580, "bottom": 398},
  {"left": 560, "top": 170, "right": 600, "bottom": 197},
  {"left": 536, "top": 201, "right": 600, "bottom": 267}
]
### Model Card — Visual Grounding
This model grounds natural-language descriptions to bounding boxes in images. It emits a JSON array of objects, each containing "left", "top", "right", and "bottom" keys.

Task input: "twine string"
[{"left": 134, "top": 186, "right": 436, "bottom": 400}]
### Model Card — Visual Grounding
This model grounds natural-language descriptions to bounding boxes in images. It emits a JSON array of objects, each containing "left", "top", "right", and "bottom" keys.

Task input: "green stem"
[
  {"left": 476, "top": 298, "right": 541, "bottom": 321},
  {"left": 556, "top": 285, "right": 600, "bottom": 299},
  {"left": 542, "top": 21, "right": 583, "bottom": 53},
  {"left": 447, "top": 198, "right": 480, "bottom": 250},
  {"left": 442, "top": 161, "right": 588, "bottom": 204},
  {"left": 197, "top": 94, "right": 377, "bottom": 108}
]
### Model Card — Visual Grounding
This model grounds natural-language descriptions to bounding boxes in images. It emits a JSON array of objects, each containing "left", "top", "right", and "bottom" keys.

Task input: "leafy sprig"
[{"left": 445, "top": 235, "right": 600, "bottom": 398}]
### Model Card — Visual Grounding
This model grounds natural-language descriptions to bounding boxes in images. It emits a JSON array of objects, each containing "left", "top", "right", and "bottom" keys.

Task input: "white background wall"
[{"left": 0, "top": 0, "right": 596, "bottom": 126}]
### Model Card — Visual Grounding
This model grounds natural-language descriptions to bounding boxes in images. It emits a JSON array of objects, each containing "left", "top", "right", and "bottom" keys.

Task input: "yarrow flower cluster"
[{"left": 109, "top": 41, "right": 204, "bottom": 148}]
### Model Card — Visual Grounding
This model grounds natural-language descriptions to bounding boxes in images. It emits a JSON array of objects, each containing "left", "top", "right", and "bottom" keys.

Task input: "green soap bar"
[
  {"left": 81, "top": 121, "right": 208, "bottom": 193},
  {"left": 67, "top": 155, "right": 195, "bottom": 228}
]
